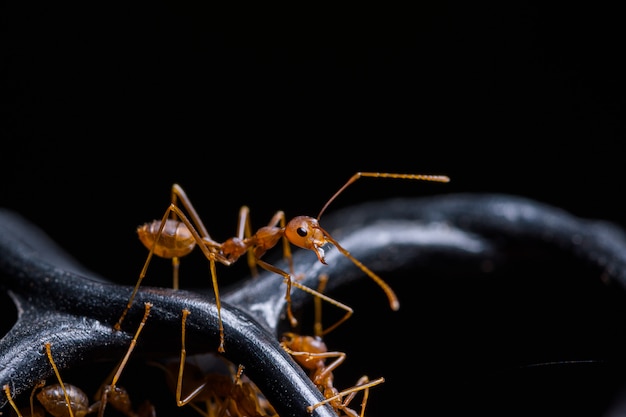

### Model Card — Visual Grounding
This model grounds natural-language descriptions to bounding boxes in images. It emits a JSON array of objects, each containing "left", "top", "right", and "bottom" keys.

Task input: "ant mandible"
[
  {"left": 114, "top": 172, "right": 450, "bottom": 352},
  {"left": 4, "top": 303, "right": 154, "bottom": 417}
]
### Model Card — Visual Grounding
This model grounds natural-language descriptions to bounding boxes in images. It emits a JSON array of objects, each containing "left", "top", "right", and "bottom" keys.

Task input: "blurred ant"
[
  {"left": 4, "top": 303, "right": 154, "bottom": 417},
  {"left": 115, "top": 172, "right": 450, "bottom": 352},
  {"left": 150, "top": 309, "right": 278, "bottom": 417},
  {"left": 280, "top": 273, "right": 384, "bottom": 416}
]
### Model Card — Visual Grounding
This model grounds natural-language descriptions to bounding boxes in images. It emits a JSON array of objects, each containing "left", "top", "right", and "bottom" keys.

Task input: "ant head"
[{"left": 284, "top": 216, "right": 328, "bottom": 264}]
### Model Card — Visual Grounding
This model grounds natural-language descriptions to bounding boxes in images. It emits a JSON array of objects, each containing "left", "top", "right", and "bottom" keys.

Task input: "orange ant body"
[
  {"left": 4, "top": 303, "right": 154, "bottom": 417},
  {"left": 280, "top": 274, "right": 384, "bottom": 416},
  {"left": 115, "top": 172, "right": 450, "bottom": 352},
  {"left": 151, "top": 309, "right": 277, "bottom": 417}
]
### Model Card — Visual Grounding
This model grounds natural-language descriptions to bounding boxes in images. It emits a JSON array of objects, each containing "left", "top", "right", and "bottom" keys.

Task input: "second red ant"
[
  {"left": 280, "top": 273, "right": 385, "bottom": 416},
  {"left": 114, "top": 172, "right": 450, "bottom": 352}
]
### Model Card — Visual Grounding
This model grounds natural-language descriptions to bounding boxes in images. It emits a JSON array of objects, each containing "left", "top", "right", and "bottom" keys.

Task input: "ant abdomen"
[
  {"left": 137, "top": 219, "right": 195, "bottom": 259},
  {"left": 36, "top": 384, "right": 94, "bottom": 417}
]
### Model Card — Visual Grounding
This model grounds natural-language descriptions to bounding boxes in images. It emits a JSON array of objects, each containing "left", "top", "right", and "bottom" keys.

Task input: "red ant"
[
  {"left": 280, "top": 273, "right": 384, "bottom": 416},
  {"left": 150, "top": 309, "right": 278, "bottom": 417},
  {"left": 4, "top": 303, "right": 154, "bottom": 417},
  {"left": 114, "top": 172, "right": 450, "bottom": 352}
]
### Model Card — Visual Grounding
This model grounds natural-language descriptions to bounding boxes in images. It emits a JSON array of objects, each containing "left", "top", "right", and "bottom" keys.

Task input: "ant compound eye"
[{"left": 296, "top": 227, "right": 307, "bottom": 237}]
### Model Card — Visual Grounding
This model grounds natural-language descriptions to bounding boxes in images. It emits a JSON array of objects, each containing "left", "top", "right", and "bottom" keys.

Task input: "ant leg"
[
  {"left": 307, "top": 377, "right": 384, "bottom": 415},
  {"left": 116, "top": 184, "right": 220, "bottom": 332},
  {"left": 164, "top": 208, "right": 226, "bottom": 353},
  {"left": 162, "top": 206, "right": 227, "bottom": 353},
  {"left": 338, "top": 375, "right": 373, "bottom": 417},
  {"left": 236, "top": 206, "right": 260, "bottom": 278},
  {"left": 253, "top": 259, "right": 298, "bottom": 327},
  {"left": 255, "top": 260, "right": 353, "bottom": 330},
  {"left": 3, "top": 384, "right": 23, "bottom": 417},
  {"left": 170, "top": 184, "right": 210, "bottom": 239},
  {"left": 311, "top": 273, "right": 352, "bottom": 337},
  {"left": 116, "top": 203, "right": 226, "bottom": 352},
  {"left": 279, "top": 343, "right": 347, "bottom": 387},
  {"left": 169, "top": 184, "right": 215, "bottom": 290},
  {"left": 292, "top": 279, "right": 352, "bottom": 336},
  {"left": 28, "top": 381, "right": 46, "bottom": 417},
  {"left": 176, "top": 309, "right": 189, "bottom": 407},
  {"left": 274, "top": 211, "right": 296, "bottom": 279},
  {"left": 98, "top": 302, "right": 152, "bottom": 417},
  {"left": 113, "top": 302, "right": 152, "bottom": 386},
  {"left": 207, "top": 259, "right": 225, "bottom": 353},
  {"left": 257, "top": 210, "right": 298, "bottom": 279},
  {"left": 170, "top": 257, "right": 181, "bottom": 290},
  {"left": 115, "top": 207, "right": 175, "bottom": 331},
  {"left": 175, "top": 309, "right": 211, "bottom": 408},
  {"left": 43, "top": 342, "right": 75, "bottom": 417},
  {"left": 313, "top": 274, "right": 328, "bottom": 337}
]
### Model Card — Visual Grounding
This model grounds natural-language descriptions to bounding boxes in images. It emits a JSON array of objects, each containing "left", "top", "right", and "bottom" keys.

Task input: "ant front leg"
[
  {"left": 255, "top": 259, "right": 353, "bottom": 330},
  {"left": 312, "top": 273, "right": 352, "bottom": 338}
]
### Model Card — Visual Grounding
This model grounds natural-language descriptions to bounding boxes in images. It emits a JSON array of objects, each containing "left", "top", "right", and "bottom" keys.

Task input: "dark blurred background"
[
  {"left": 2, "top": 1, "right": 625, "bottom": 277},
  {"left": 2, "top": 1, "right": 625, "bottom": 416}
]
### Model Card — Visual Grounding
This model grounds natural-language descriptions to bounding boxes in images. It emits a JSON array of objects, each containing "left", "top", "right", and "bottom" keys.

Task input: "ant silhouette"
[
  {"left": 150, "top": 309, "right": 278, "bottom": 417},
  {"left": 4, "top": 303, "right": 154, "bottom": 417},
  {"left": 114, "top": 172, "right": 450, "bottom": 352},
  {"left": 280, "top": 273, "right": 384, "bottom": 416}
]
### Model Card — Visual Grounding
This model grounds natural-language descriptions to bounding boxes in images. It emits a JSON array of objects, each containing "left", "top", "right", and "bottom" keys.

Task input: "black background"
[
  {"left": 2, "top": 1, "right": 625, "bottom": 285},
  {"left": 2, "top": 1, "right": 626, "bottom": 416}
]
